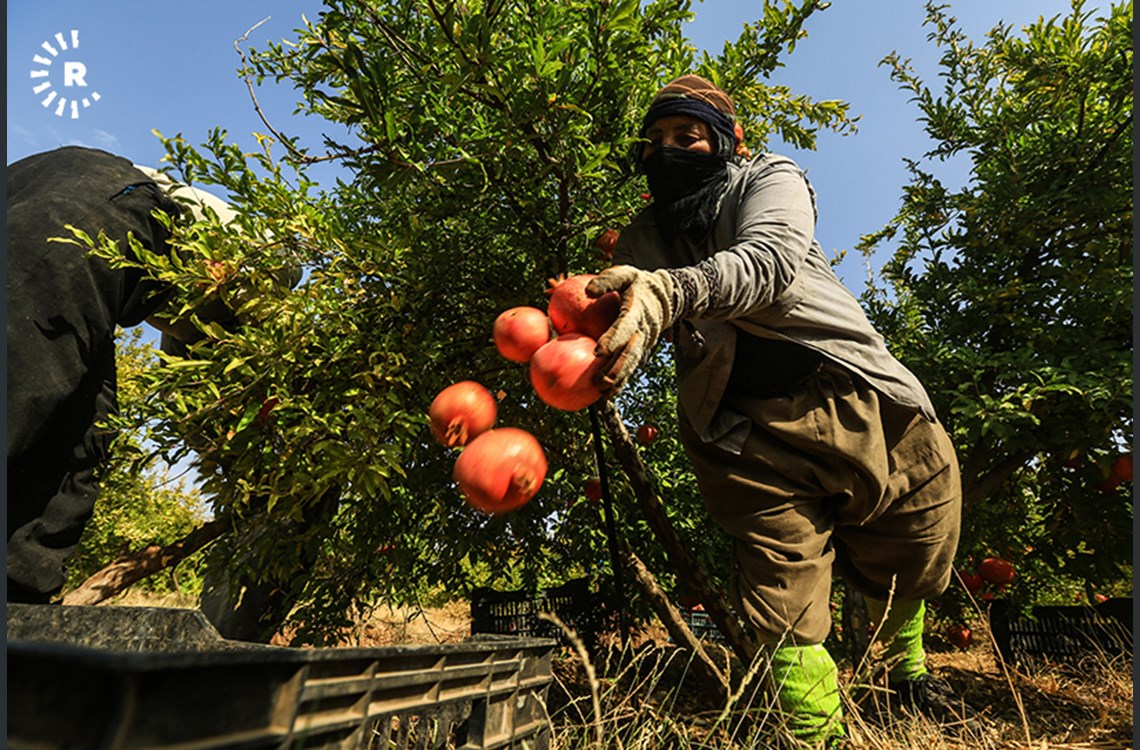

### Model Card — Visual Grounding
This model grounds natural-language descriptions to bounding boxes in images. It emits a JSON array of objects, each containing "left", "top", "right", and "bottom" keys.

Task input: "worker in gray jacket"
[{"left": 587, "top": 75, "right": 967, "bottom": 745}]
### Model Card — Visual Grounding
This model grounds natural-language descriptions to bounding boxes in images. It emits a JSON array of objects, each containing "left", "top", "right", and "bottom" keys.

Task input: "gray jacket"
[{"left": 613, "top": 152, "right": 936, "bottom": 453}]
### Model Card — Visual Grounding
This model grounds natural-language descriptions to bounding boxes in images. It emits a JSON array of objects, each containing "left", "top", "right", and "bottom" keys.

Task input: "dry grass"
[
  {"left": 540, "top": 614, "right": 1133, "bottom": 750},
  {"left": 109, "top": 595, "right": 1132, "bottom": 749}
]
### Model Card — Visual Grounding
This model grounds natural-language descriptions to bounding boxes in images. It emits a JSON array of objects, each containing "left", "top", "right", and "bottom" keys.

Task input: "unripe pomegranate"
[
  {"left": 454, "top": 427, "right": 547, "bottom": 514},
  {"left": 429, "top": 381, "right": 497, "bottom": 448},
  {"left": 529, "top": 333, "right": 605, "bottom": 411},
  {"left": 546, "top": 274, "right": 621, "bottom": 341},
  {"left": 978, "top": 557, "right": 1015, "bottom": 585},
  {"left": 493, "top": 306, "right": 551, "bottom": 363}
]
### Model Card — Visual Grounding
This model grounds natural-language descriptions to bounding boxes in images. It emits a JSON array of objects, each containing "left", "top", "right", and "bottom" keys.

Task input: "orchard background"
[{"left": 64, "top": 0, "right": 1132, "bottom": 653}]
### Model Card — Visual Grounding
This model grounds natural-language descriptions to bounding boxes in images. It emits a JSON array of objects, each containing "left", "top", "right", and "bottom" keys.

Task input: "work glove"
[{"left": 586, "top": 265, "right": 705, "bottom": 392}]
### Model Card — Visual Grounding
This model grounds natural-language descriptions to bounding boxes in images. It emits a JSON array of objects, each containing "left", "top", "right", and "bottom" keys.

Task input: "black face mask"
[{"left": 642, "top": 146, "right": 729, "bottom": 240}]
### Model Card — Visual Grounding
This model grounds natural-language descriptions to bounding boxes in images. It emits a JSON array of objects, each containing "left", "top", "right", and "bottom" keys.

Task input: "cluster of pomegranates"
[
  {"left": 959, "top": 556, "right": 1017, "bottom": 600},
  {"left": 494, "top": 273, "right": 621, "bottom": 411},
  {"left": 427, "top": 272, "right": 622, "bottom": 515},
  {"left": 428, "top": 380, "right": 547, "bottom": 515}
]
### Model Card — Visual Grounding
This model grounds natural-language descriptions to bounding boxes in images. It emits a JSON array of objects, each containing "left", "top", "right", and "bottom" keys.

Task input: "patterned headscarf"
[{"left": 639, "top": 75, "right": 738, "bottom": 160}]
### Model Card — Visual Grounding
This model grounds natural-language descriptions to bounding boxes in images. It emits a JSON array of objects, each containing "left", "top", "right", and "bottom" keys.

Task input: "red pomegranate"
[
  {"left": 546, "top": 274, "right": 621, "bottom": 341},
  {"left": 529, "top": 333, "right": 605, "bottom": 411},
  {"left": 946, "top": 623, "right": 973, "bottom": 649},
  {"left": 959, "top": 570, "right": 985, "bottom": 595},
  {"left": 592, "top": 229, "right": 620, "bottom": 260},
  {"left": 1111, "top": 452, "right": 1133, "bottom": 482},
  {"left": 636, "top": 424, "right": 659, "bottom": 445},
  {"left": 454, "top": 427, "right": 547, "bottom": 514},
  {"left": 429, "top": 381, "right": 497, "bottom": 448},
  {"left": 584, "top": 478, "right": 602, "bottom": 502},
  {"left": 978, "top": 557, "right": 1016, "bottom": 585},
  {"left": 493, "top": 306, "right": 551, "bottom": 363}
]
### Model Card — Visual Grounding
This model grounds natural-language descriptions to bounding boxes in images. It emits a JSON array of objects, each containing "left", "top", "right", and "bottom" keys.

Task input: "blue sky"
[
  {"left": 7, "top": 1, "right": 1087, "bottom": 492},
  {"left": 8, "top": 0, "right": 1080, "bottom": 292}
]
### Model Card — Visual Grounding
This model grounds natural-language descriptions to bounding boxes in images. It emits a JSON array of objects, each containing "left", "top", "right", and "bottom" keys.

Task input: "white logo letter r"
[{"left": 64, "top": 61, "right": 87, "bottom": 87}]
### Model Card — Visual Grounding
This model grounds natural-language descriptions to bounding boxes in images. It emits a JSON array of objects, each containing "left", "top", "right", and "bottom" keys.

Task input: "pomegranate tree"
[
  {"left": 529, "top": 333, "right": 605, "bottom": 411},
  {"left": 429, "top": 380, "right": 497, "bottom": 448},
  {"left": 493, "top": 306, "right": 551, "bottom": 363},
  {"left": 454, "top": 427, "right": 547, "bottom": 514},
  {"left": 546, "top": 274, "right": 621, "bottom": 341}
]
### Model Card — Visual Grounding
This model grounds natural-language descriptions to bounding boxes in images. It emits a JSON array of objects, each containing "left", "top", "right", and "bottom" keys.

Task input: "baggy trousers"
[
  {"left": 680, "top": 361, "right": 961, "bottom": 645},
  {"left": 6, "top": 146, "right": 178, "bottom": 602}
]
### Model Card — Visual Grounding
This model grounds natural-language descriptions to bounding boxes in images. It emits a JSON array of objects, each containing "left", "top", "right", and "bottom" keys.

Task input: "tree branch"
[
  {"left": 961, "top": 449, "right": 1036, "bottom": 510},
  {"left": 62, "top": 519, "right": 231, "bottom": 606},
  {"left": 599, "top": 400, "right": 759, "bottom": 665},
  {"left": 619, "top": 540, "right": 729, "bottom": 694}
]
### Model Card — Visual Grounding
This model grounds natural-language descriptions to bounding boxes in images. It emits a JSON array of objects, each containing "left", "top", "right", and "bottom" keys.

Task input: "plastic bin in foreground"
[{"left": 7, "top": 603, "right": 555, "bottom": 749}]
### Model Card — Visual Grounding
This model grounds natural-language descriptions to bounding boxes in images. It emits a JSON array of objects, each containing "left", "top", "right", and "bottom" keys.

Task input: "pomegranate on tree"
[
  {"left": 584, "top": 478, "right": 602, "bottom": 502},
  {"left": 978, "top": 557, "right": 1016, "bottom": 585},
  {"left": 1111, "top": 452, "right": 1133, "bottom": 482},
  {"left": 592, "top": 229, "right": 620, "bottom": 260},
  {"left": 453, "top": 427, "right": 547, "bottom": 514},
  {"left": 529, "top": 333, "right": 605, "bottom": 411},
  {"left": 546, "top": 273, "right": 621, "bottom": 341},
  {"left": 254, "top": 396, "right": 280, "bottom": 428},
  {"left": 636, "top": 424, "right": 659, "bottom": 445},
  {"left": 429, "top": 380, "right": 497, "bottom": 448},
  {"left": 493, "top": 306, "right": 551, "bottom": 363},
  {"left": 959, "top": 569, "right": 985, "bottom": 595}
]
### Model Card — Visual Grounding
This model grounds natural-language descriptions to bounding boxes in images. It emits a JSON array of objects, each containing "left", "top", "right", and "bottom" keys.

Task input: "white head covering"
[{"left": 132, "top": 164, "right": 239, "bottom": 226}]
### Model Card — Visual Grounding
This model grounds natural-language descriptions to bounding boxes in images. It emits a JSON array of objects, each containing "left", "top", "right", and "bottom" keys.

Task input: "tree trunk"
[
  {"left": 599, "top": 400, "right": 758, "bottom": 666},
  {"left": 840, "top": 582, "right": 871, "bottom": 666},
  {"left": 619, "top": 540, "right": 728, "bottom": 694},
  {"left": 62, "top": 519, "right": 230, "bottom": 606},
  {"left": 199, "top": 486, "right": 342, "bottom": 643}
]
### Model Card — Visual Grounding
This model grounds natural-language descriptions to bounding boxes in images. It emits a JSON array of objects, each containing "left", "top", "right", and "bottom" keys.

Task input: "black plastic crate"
[
  {"left": 7, "top": 603, "right": 555, "bottom": 750},
  {"left": 680, "top": 608, "right": 727, "bottom": 644},
  {"left": 988, "top": 597, "right": 1133, "bottom": 664},
  {"left": 470, "top": 577, "right": 603, "bottom": 649}
]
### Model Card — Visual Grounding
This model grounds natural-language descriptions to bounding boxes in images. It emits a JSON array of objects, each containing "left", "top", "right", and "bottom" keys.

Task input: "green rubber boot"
[
  {"left": 768, "top": 643, "right": 846, "bottom": 747},
  {"left": 864, "top": 598, "right": 927, "bottom": 681}
]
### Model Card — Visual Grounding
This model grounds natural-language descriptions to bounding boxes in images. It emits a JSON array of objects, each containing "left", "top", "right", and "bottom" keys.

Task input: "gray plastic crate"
[{"left": 7, "top": 604, "right": 554, "bottom": 749}]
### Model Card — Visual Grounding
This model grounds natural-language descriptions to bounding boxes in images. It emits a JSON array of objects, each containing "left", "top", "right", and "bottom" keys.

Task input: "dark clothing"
[
  {"left": 6, "top": 146, "right": 180, "bottom": 602},
  {"left": 727, "top": 332, "right": 824, "bottom": 398}
]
